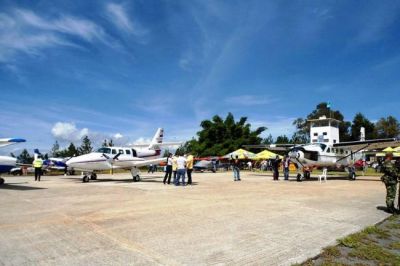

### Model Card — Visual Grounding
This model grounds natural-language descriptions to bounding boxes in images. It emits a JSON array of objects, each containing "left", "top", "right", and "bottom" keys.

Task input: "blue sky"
[{"left": 1, "top": 0, "right": 400, "bottom": 153}]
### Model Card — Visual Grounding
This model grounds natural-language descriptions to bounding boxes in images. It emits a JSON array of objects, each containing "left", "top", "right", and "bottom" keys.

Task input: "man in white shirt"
[{"left": 175, "top": 155, "right": 187, "bottom": 186}]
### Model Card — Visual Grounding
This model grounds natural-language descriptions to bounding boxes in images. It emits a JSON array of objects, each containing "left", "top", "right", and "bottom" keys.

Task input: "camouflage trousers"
[{"left": 384, "top": 182, "right": 398, "bottom": 210}]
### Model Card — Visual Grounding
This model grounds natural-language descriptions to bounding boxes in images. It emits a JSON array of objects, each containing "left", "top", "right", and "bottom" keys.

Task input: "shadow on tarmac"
[{"left": 0, "top": 183, "right": 47, "bottom": 191}]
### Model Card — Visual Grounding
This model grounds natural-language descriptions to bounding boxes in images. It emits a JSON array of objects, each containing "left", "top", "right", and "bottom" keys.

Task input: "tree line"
[{"left": 10, "top": 102, "right": 400, "bottom": 161}]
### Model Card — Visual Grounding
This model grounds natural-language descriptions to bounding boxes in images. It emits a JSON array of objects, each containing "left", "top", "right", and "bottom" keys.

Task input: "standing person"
[
  {"left": 247, "top": 161, "right": 252, "bottom": 171},
  {"left": 381, "top": 152, "right": 399, "bottom": 214},
  {"left": 272, "top": 155, "right": 282, "bottom": 181},
  {"left": 172, "top": 155, "right": 178, "bottom": 184},
  {"left": 186, "top": 153, "right": 194, "bottom": 185},
  {"left": 163, "top": 154, "right": 173, "bottom": 184},
  {"left": 33, "top": 156, "right": 44, "bottom": 181},
  {"left": 175, "top": 155, "right": 187, "bottom": 186},
  {"left": 283, "top": 155, "right": 290, "bottom": 181},
  {"left": 232, "top": 155, "right": 241, "bottom": 181}
]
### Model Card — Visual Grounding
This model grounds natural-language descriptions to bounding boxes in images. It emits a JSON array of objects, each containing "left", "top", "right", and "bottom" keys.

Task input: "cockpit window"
[{"left": 97, "top": 148, "right": 111, "bottom": 154}]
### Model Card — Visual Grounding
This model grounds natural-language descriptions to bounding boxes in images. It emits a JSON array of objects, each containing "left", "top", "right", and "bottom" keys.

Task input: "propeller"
[{"left": 101, "top": 153, "right": 122, "bottom": 175}]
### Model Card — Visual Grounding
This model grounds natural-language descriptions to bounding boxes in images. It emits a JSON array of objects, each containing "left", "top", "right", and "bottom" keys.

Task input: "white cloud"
[
  {"left": 51, "top": 122, "right": 89, "bottom": 142},
  {"left": 106, "top": 3, "right": 148, "bottom": 38},
  {"left": 224, "top": 95, "right": 277, "bottom": 106},
  {"left": 114, "top": 133, "right": 123, "bottom": 139},
  {"left": 251, "top": 117, "right": 296, "bottom": 139},
  {"left": 0, "top": 9, "right": 115, "bottom": 62}
]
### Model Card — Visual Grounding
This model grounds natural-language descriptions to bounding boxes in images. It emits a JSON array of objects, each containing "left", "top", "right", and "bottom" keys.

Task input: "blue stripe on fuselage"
[{"left": 0, "top": 165, "right": 14, "bottom": 173}]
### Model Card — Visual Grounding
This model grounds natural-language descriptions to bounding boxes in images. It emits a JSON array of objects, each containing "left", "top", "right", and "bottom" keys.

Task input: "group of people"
[
  {"left": 231, "top": 155, "right": 291, "bottom": 181},
  {"left": 163, "top": 153, "right": 194, "bottom": 186}
]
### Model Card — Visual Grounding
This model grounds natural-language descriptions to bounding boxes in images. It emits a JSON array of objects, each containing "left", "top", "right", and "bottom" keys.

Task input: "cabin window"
[
  {"left": 112, "top": 149, "right": 117, "bottom": 154},
  {"left": 125, "top": 150, "right": 131, "bottom": 155},
  {"left": 333, "top": 140, "right": 337, "bottom": 143},
  {"left": 324, "top": 139, "right": 329, "bottom": 142},
  {"left": 327, "top": 148, "right": 330, "bottom": 153},
  {"left": 313, "top": 133, "right": 318, "bottom": 136},
  {"left": 323, "top": 132, "right": 327, "bottom": 135},
  {"left": 312, "top": 139, "right": 317, "bottom": 143},
  {"left": 119, "top": 149, "right": 124, "bottom": 154},
  {"left": 97, "top": 148, "right": 111, "bottom": 154},
  {"left": 131, "top": 149, "right": 137, "bottom": 157},
  {"left": 340, "top": 149, "right": 343, "bottom": 154}
]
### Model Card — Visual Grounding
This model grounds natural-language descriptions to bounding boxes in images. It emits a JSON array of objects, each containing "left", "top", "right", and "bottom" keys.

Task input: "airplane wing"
[
  {"left": 130, "top": 157, "right": 167, "bottom": 167},
  {"left": 0, "top": 138, "right": 26, "bottom": 148},
  {"left": 243, "top": 144, "right": 296, "bottom": 151},
  {"left": 333, "top": 138, "right": 400, "bottom": 151}
]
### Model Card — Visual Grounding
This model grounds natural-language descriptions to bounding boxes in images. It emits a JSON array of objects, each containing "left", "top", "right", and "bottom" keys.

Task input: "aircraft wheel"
[
  {"left": 90, "top": 173, "right": 97, "bottom": 180},
  {"left": 349, "top": 172, "right": 356, "bottom": 181},
  {"left": 304, "top": 171, "right": 311, "bottom": 179},
  {"left": 83, "top": 175, "right": 89, "bottom": 183},
  {"left": 296, "top": 173, "right": 302, "bottom": 182},
  {"left": 0, "top": 177, "right": 4, "bottom": 185}
]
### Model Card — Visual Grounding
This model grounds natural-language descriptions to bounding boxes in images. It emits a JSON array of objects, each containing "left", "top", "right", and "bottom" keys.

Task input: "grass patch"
[
  {"left": 338, "top": 226, "right": 390, "bottom": 248},
  {"left": 389, "top": 241, "right": 400, "bottom": 250},
  {"left": 321, "top": 246, "right": 341, "bottom": 258},
  {"left": 348, "top": 242, "right": 400, "bottom": 264}
]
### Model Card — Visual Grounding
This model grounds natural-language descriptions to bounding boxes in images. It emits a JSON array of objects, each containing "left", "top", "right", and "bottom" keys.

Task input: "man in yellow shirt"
[
  {"left": 33, "top": 156, "right": 44, "bottom": 181},
  {"left": 172, "top": 155, "right": 178, "bottom": 184},
  {"left": 186, "top": 153, "right": 194, "bottom": 185}
]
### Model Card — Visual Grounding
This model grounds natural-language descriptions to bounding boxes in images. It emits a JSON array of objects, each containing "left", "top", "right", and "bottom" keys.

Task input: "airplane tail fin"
[{"left": 148, "top": 128, "right": 164, "bottom": 150}]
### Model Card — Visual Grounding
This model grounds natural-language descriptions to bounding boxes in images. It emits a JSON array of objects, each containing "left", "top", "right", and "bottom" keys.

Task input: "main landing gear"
[
  {"left": 0, "top": 177, "right": 4, "bottom": 185},
  {"left": 348, "top": 167, "right": 356, "bottom": 181},
  {"left": 82, "top": 173, "right": 97, "bottom": 183},
  {"left": 296, "top": 170, "right": 311, "bottom": 182},
  {"left": 131, "top": 167, "right": 141, "bottom": 182}
]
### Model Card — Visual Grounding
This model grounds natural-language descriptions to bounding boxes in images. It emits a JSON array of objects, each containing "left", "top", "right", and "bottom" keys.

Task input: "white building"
[{"left": 308, "top": 116, "right": 340, "bottom": 145}]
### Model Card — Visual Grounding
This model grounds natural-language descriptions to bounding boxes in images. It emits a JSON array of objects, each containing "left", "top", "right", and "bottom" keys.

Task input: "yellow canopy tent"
[
  {"left": 394, "top": 146, "right": 400, "bottom": 152},
  {"left": 383, "top": 147, "right": 395, "bottom": 152},
  {"left": 394, "top": 152, "right": 400, "bottom": 157},
  {"left": 223, "top": 149, "right": 256, "bottom": 159},
  {"left": 254, "top": 150, "right": 283, "bottom": 160}
]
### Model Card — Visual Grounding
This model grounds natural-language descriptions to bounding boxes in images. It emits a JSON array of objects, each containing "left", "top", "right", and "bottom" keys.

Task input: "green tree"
[
  {"left": 186, "top": 113, "right": 266, "bottom": 156},
  {"left": 9, "top": 152, "right": 16, "bottom": 158},
  {"left": 17, "top": 149, "right": 33, "bottom": 164},
  {"left": 102, "top": 139, "right": 108, "bottom": 147},
  {"left": 292, "top": 102, "right": 351, "bottom": 142},
  {"left": 262, "top": 134, "right": 274, "bottom": 144},
  {"left": 375, "top": 116, "right": 400, "bottom": 138},
  {"left": 66, "top": 143, "right": 78, "bottom": 157},
  {"left": 51, "top": 141, "right": 60, "bottom": 157},
  {"left": 350, "top": 113, "right": 376, "bottom": 141},
  {"left": 79, "top": 136, "right": 93, "bottom": 155},
  {"left": 276, "top": 135, "right": 290, "bottom": 144}
]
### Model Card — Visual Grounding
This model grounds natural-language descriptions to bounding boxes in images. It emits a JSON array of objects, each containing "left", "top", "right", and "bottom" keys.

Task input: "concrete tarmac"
[{"left": 0, "top": 172, "right": 389, "bottom": 265}]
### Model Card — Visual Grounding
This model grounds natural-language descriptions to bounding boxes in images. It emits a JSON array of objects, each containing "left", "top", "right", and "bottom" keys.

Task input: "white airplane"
[
  {"left": 0, "top": 138, "right": 26, "bottom": 185},
  {"left": 66, "top": 128, "right": 181, "bottom": 182},
  {"left": 246, "top": 116, "right": 400, "bottom": 181}
]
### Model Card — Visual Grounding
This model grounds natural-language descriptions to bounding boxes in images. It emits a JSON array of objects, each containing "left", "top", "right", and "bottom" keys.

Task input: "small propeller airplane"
[
  {"left": 66, "top": 128, "right": 181, "bottom": 182},
  {"left": 245, "top": 116, "right": 400, "bottom": 181},
  {"left": 0, "top": 138, "right": 26, "bottom": 185}
]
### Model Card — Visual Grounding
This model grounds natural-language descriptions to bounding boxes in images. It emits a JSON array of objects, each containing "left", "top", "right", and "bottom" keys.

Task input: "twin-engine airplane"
[
  {"left": 245, "top": 117, "right": 400, "bottom": 181},
  {"left": 0, "top": 138, "right": 26, "bottom": 185},
  {"left": 66, "top": 128, "right": 181, "bottom": 182}
]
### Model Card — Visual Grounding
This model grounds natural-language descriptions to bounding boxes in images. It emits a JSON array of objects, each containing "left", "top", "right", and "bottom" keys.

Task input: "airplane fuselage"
[
  {"left": 0, "top": 156, "right": 17, "bottom": 174},
  {"left": 288, "top": 143, "right": 362, "bottom": 169},
  {"left": 66, "top": 147, "right": 161, "bottom": 171}
]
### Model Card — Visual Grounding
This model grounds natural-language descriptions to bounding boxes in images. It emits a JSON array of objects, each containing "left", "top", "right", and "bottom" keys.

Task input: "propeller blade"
[
  {"left": 113, "top": 153, "right": 122, "bottom": 160},
  {"left": 102, "top": 153, "right": 110, "bottom": 160}
]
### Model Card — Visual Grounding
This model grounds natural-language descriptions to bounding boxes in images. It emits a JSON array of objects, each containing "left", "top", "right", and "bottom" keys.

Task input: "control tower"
[{"left": 308, "top": 116, "right": 340, "bottom": 145}]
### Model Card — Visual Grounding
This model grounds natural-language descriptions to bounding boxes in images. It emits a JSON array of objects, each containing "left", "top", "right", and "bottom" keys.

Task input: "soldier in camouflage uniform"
[{"left": 381, "top": 152, "right": 399, "bottom": 214}]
